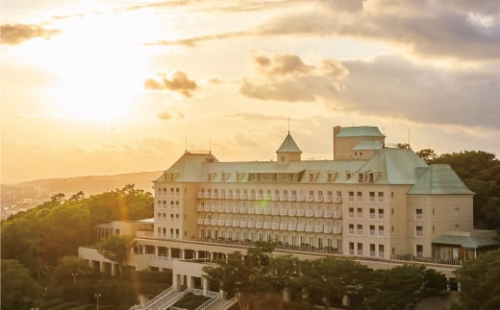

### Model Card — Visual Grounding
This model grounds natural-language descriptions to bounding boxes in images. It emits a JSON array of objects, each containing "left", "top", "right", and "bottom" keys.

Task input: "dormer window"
[
  {"left": 280, "top": 156, "right": 285, "bottom": 162},
  {"left": 368, "top": 173, "right": 374, "bottom": 182},
  {"left": 358, "top": 173, "right": 363, "bottom": 182},
  {"left": 346, "top": 172, "right": 351, "bottom": 180}
]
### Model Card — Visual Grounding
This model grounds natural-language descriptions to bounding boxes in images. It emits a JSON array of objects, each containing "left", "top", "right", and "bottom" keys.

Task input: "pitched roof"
[
  {"left": 276, "top": 133, "right": 302, "bottom": 153},
  {"left": 433, "top": 234, "right": 500, "bottom": 249},
  {"left": 336, "top": 126, "right": 385, "bottom": 138},
  {"left": 408, "top": 165, "right": 474, "bottom": 195},
  {"left": 154, "top": 152, "right": 219, "bottom": 182}
]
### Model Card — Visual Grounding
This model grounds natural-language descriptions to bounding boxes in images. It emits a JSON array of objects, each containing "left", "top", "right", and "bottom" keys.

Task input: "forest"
[{"left": 1, "top": 149, "right": 499, "bottom": 309}]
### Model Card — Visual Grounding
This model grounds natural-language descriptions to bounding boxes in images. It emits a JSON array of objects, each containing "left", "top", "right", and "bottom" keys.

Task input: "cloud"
[
  {"left": 331, "top": 55, "right": 500, "bottom": 130},
  {"left": 0, "top": 23, "right": 60, "bottom": 45},
  {"left": 144, "top": 71, "right": 199, "bottom": 97},
  {"left": 145, "top": 31, "right": 246, "bottom": 47},
  {"left": 154, "top": 110, "right": 185, "bottom": 121},
  {"left": 240, "top": 52, "right": 349, "bottom": 102}
]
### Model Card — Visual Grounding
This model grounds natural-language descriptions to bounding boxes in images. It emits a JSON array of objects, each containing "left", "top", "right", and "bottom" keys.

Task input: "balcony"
[
  {"left": 247, "top": 221, "right": 255, "bottom": 228},
  {"left": 315, "top": 196, "right": 324, "bottom": 203},
  {"left": 280, "top": 194, "right": 288, "bottom": 201},
  {"left": 225, "top": 193, "right": 232, "bottom": 200},
  {"left": 272, "top": 195, "right": 280, "bottom": 201},
  {"left": 197, "top": 218, "right": 204, "bottom": 225},
  {"left": 288, "top": 223, "right": 297, "bottom": 231},
  {"left": 211, "top": 219, "right": 218, "bottom": 226},
  {"left": 218, "top": 205, "right": 225, "bottom": 212},
  {"left": 256, "top": 194, "right": 263, "bottom": 200},
  {"left": 211, "top": 192, "right": 218, "bottom": 199},
  {"left": 197, "top": 192, "right": 204, "bottom": 199},
  {"left": 204, "top": 192, "right": 211, "bottom": 199},
  {"left": 334, "top": 196, "right": 342, "bottom": 203},
  {"left": 203, "top": 219, "right": 210, "bottom": 225},
  {"left": 263, "top": 208, "right": 271, "bottom": 215},
  {"left": 232, "top": 220, "right": 239, "bottom": 227},
  {"left": 211, "top": 205, "right": 218, "bottom": 212},
  {"left": 224, "top": 205, "right": 231, "bottom": 213},
  {"left": 256, "top": 208, "right": 263, "bottom": 215},
  {"left": 240, "top": 206, "right": 247, "bottom": 213},
  {"left": 305, "top": 210, "right": 314, "bottom": 217},
  {"left": 297, "top": 209, "right": 305, "bottom": 217},
  {"left": 256, "top": 222, "right": 263, "bottom": 229},
  {"left": 333, "top": 227, "right": 342, "bottom": 234},
  {"left": 225, "top": 220, "right": 232, "bottom": 227},
  {"left": 279, "top": 209, "right": 288, "bottom": 216},
  {"left": 297, "top": 195, "right": 306, "bottom": 202},
  {"left": 197, "top": 205, "right": 204, "bottom": 212},
  {"left": 271, "top": 223, "right": 279, "bottom": 230},
  {"left": 314, "top": 225, "right": 324, "bottom": 233},
  {"left": 232, "top": 206, "right": 239, "bottom": 213},
  {"left": 306, "top": 195, "right": 314, "bottom": 202},
  {"left": 271, "top": 208, "right": 279, "bottom": 216},
  {"left": 264, "top": 222, "right": 272, "bottom": 229},
  {"left": 324, "top": 210, "right": 332, "bottom": 218},
  {"left": 297, "top": 224, "right": 305, "bottom": 232},
  {"left": 218, "top": 219, "right": 224, "bottom": 226},
  {"left": 289, "top": 195, "right": 297, "bottom": 202},
  {"left": 233, "top": 193, "right": 240, "bottom": 200},
  {"left": 136, "top": 230, "right": 154, "bottom": 238},
  {"left": 288, "top": 209, "right": 297, "bottom": 216},
  {"left": 248, "top": 193, "right": 255, "bottom": 200},
  {"left": 324, "top": 196, "right": 333, "bottom": 203},
  {"left": 280, "top": 223, "right": 288, "bottom": 230},
  {"left": 204, "top": 205, "right": 211, "bottom": 212},
  {"left": 240, "top": 193, "right": 247, "bottom": 200},
  {"left": 314, "top": 210, "right": 324, "bottom": 218},
  {"left": 324, "top": 226, "right": 332, "bottom": 234},
  {"left": 305, "top": 225, "right": 314, "bottom": 232},
  {"left": 240, "top": 221, "right": 247, "bottom": 228},
  {"left": 248, "top": 207, "right": 255, "bottom": 214}
]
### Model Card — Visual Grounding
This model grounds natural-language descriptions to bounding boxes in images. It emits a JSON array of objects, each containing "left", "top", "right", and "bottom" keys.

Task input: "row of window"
[
  {"left": 199, "top": 188, "right": 343, "bottom": 199},
  {"left": 156, "top": 227, "right": 182, "bottom": 239},
  {"left": 156, "top": 213, "right": 182, "bottom": 223},
  {"left": 199, "top": 229, "right": 341, "bottom": 249},
  {"left": 156, "top": 187, "right": 181, "bottom": 195},
  {"left": 348, "top": 242, "right": 385, "bottom": 258},
  {"left": 348, "top": 224, "right": 385, "bottom": 236},
  {"left": 199, "top": 214, "right": 340, "bottom": 225},
  {"left": 348, "top": 191, "right": 385, "bottom": 203},
  {"left": 348, "top": 207, "right": 386, "bottom": 219},
  {"left": 156, "top": 200, "right": 180, "bottom": 208}
]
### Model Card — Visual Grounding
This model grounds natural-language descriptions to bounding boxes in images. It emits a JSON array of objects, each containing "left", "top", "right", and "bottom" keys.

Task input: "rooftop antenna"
[
  {"left": 185, "top": 138, "right": 187, "bottom": 153},
  {"left": 408, "top": 128, "right": 411, "bottom": 148},
  {"left": 209, "top": 138, "right": 212, "bottom": 153},
  {"left": 288, "top": 117, "right": 290, "bottom": 134}
]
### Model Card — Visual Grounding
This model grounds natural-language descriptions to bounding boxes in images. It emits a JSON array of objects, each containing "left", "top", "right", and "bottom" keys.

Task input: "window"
[
  {"left": 378, "top": 225, "right": 384, "bottom": 236},
  {"left": 378, "top": 244, "right": 384, "bottom": 258},
  {"left": 358, "top": 173, "right": 363, "bottom": 182},
  {"left": 370, "top": 244, "right": 376, "bottom": 257},
  {"left": 327, "top": 173, "right": 333, "bottom": 182},
  {"left": 348, "top": 191, "right": 354, "bottom": 202},
  {"left": 357, "top": 224, "right": 363, "bottom": 235},
  {"left": 378, "top": 192, "right": 384, "bottom": 202},
  {"left": 455, "top": 207, "right": 460, "bottom": 216},
  {"left": 349, "top": 207, "right": 354, "bottom": 218},
  {"left": 415, "top": 209, "right": 423, "bottom": 220},
  {"left": 309, "top": 174, "right": 314, "bottom": 182},
  {"left": 378, "top": 209, "right": 384, "bottom": 219},
  {"left": 357, "top": 207, "right": 362, "bottom": 218},
  {"left": 416, "top": 226, "right": 423, "bottom": 237},
  {"left": 356, "top": 192, "right": 363, "bottom": 202},
  {"left": 368, "top": 173, "right": 374, "bottom": 182},
  {"left": 369, "top": 208, "right": 375, "bottom": 219},
  {"left": 369, "top": 192, "right": 375, "bottom": 202},
  {"left": 349, "top": 242, "right": 355, "bottom": 255},
  {"left": 349, "top": 224, "right": 354, "bottom": 235},
  {"left": 357, "top": 243, "right": 363, "bottom": 256},
  {"left": 280, "top": 156, "right": 285, "bottom": 162},
  {"left": 416, "top": 244, "right": 423, "bottom": 257},
  {"left": 346, "top": 172, "right": 351, "bottom": 180},
  {"left": 370, "top": 225, "right": 375, "bottom": 236}
]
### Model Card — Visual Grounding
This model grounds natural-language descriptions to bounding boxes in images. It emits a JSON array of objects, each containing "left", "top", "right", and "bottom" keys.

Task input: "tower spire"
[{"left": 288, "top": 117, "right": 290, "bottom": 134}]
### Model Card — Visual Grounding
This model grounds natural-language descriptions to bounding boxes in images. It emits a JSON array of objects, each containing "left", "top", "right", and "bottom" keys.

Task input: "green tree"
[
  {"left": 203, "top": 241, "right": 276, "bottom": 310},
  {"left": 97, "top": 235, "right": 133, "bottom": 277},
  {"left": 416, "top": 148, "right": 437, "bottom": 164},
  {"left": 455, "top": 249, "right": 500, "bottom": 310},
  {"left": 1, "top": 259, "right": 42, "bottom": 309},
  {"left": 265, "top": 255, "right": 299, "bottom": 310}
]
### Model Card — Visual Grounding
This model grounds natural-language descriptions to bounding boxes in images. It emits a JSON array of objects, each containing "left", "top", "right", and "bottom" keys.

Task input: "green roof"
[
  {"left": 433, "top": 235, "right": 500, "bottom": 249},
  {"left": 352, "top": 140, "right": 383, "bottom": 151},
  {"left": 408, "top": 165, "right": 474, "bottom": 195},
  {"left": 154, "top": 152, "right": 219, "bottom": 182},
  {"left": 276, "top": 133, "right": 302, "bottom": 153},
  {"left": 336, "top": 126, "right": 385, "bottom": 138}
]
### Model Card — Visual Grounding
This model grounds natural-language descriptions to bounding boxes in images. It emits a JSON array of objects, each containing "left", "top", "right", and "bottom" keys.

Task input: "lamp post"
[
  {"left": 71, "top": 272, "right": 78, "bottom": 285},
  {"left": 95, "top": 293, "right": 101, "bottom": 310}
]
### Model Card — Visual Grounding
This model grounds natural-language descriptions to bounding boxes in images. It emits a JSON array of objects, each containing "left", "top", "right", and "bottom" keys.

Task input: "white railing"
[
  {"left": 160, "top": 290, "right": 189, "bottom": 310},
  {"left": 288, "top": 209, "right": 297, "bottom": 216},
  {"left": 219, "top": 297, "right": 238, "bottom": 310},
  {"left": 129, "top": 286, "right": 174, "bottom": 310}
]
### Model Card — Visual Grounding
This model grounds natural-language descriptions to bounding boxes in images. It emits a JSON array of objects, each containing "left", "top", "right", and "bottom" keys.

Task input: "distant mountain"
[{"left": 3, "top": 171, "right": 163, "bottom": 196}]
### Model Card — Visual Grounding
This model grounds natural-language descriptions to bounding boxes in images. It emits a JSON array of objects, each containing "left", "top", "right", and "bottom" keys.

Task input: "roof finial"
[{"left": 288, "top": 117, "right": 290, "bottom": 134}]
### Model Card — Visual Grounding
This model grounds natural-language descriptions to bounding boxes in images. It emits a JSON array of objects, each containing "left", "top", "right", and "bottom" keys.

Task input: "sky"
[{"left": 1, "top": 0, "right": 500, "bottom": 184}]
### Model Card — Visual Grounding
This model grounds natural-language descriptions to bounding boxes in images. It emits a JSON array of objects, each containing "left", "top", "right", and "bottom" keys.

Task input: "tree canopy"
[{"left": 1, "top": 259, "right": 42, "bottom": 309}]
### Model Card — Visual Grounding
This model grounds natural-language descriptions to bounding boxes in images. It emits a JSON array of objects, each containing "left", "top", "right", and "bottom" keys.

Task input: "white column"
[
  {"left": 155, "top": 246, "right": 159, "bottom": 256},
  {"left": 168, "top": 248, "right": 172, "bottom": 258},
  {"left": 111, "top": 263, "right": 116, "bottom": 276},
  {"left": 202, "top": 277, "right": 208, "bottom": 296}
]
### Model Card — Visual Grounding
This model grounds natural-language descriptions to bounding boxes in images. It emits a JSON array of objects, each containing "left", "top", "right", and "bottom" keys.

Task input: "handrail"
[
  {"left": 219, "top": 297, "right": 238, "bottom": 310},
  {"left": 159, "top": 290, "right": 189, "bottom": 310},
  {"left": 194, "top": 297, "right": 218, "bottom": 310},
  {"left": 129, "top": 285, "right": 174, "bottom": 310}
]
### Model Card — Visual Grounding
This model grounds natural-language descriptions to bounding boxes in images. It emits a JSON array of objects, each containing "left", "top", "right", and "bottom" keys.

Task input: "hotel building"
[{"left": 79, "top": 125, "right": 498, "bottom": 309}]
